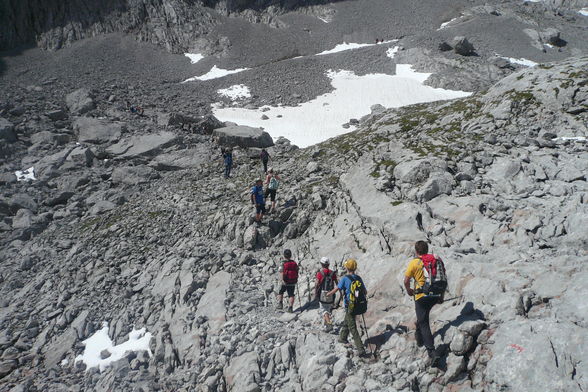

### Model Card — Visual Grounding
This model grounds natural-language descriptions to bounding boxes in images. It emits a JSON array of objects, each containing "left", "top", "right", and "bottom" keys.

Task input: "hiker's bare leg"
[{"left": 289, "top": 296, "right": 295, "bottom": 308}]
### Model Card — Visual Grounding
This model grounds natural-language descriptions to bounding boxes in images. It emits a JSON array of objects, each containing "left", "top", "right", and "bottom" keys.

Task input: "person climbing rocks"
[
  {"left": 404, "top": 240, "right": 442, "bottom": 367},
  {"left": 223, "top": 147, "right": 233, "bottom": 178},
  {"left": 260, "top": 148, "right": 271, "bottom": 173},
  {"left": 326, "top": 258, "right": 369, "bottom": 357},
  {"left": 315, "top": 257, "right": 338, "bottom": 332},
  {"left": 277, "top": 249, "right": 299, "bottom": 313},
  {"left": 250, "top": 179, "right": 266, "bottom": 223},
  {"left": 264, "top": 168, "right": 280, "bottom": 213}
]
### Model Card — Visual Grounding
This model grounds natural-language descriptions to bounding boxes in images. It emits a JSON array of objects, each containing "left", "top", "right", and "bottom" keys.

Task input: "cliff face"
[{"left": 0, "top": 0, "right": 338, "bottom": 51}]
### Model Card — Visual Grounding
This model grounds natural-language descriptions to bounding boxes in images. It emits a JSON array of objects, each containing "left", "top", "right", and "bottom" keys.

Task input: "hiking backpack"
[
  {"left": 283, "top": 260, "right": 299, "bottom": 284},
  {"left": 318, "top": 270, "right": 336, "bottom": 304},
  {"left": 420, "top": 254, "right": 448, "bottom": 300},
  {"left": 268, "top": 176, "right": 279, "bottom": 190},
  {"left": 348, "top": 276, "right": 368, "bottom": 316}
]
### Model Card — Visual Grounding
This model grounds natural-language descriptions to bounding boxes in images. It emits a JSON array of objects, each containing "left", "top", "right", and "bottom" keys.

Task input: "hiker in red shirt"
[
  {"left": 277, "top": 249, "right": 299, "bottom": 313},
  {"left": 315, "top": 257, "right": 338, "bottom": 331}
]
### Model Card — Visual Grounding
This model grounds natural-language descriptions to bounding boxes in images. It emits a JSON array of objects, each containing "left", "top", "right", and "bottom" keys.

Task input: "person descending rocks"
[
  {"left": 326, "top": 259, "right": 369, "bottom": 357},
  {"left": 223, "top": 147, "right": 233, "bottom": 178},
  {"left": 315, "top": 257, "right": 338, "bottom": 332},
  {"left": 277, "top": 249, "right": 299, "bottom": 313},
  {"left": 260, "top": 148, "right": 271, "bottom": 173},
  {"left": 404, "top": 240, "right": 447, "bottom": 367},
  {"left": 264, "top": 168, "right": 280, "bottom": 213},
  {"left": 250, "top": 179, "right": 266, "bottom": 223}
]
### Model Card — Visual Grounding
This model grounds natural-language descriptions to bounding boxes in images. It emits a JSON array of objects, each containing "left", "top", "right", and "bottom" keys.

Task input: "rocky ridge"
[{"left": 0, "top": 53, "right": 587, "bottom": 392}]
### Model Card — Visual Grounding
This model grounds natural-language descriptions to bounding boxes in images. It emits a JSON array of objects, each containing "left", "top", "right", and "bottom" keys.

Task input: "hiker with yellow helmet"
[{"left": 326, "top": 258, "right": 369, "bottom": 358}]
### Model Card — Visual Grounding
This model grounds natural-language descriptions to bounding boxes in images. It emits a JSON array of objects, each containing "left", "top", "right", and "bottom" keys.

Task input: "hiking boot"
[
  {"left": 287, "top": 306, "right": 293, "bottom": 313},
  {"left": 276, "top": 302, "right": 283, "bottom": 310},
  {"left": 358, "top": 351, "right": 371, "bottom": 359},
  {"left": 324, "top": 324, "right": 333, "bottom": 332}
]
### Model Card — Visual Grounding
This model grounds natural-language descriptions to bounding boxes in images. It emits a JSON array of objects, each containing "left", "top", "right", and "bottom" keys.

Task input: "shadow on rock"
[{"left": 434, "top": 301, "right": 485, "bottom": 340}]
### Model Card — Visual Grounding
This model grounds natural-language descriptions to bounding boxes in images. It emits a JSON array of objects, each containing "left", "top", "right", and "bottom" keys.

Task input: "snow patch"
[
  {"left": 75, "top": 322, "right": 153, "bottom": 372},
  {"left": 213, "top": 65, "right": 470, "bottom": 148},
  {"left": 438, "top": 16, "right": 460, "bottom": 30},
  {"left": 502, "top": 57, "right": 538, "bottom": 67},
  {"left": 579, "top": 8, "right": 588, "bottom": 16},
  {"left": 317, "top": 40, "right": 396, "bottom": 56},
  {"left": 386, "top": 46, "right": 400, "bottom": 59},
  {"left": 185, "top": 53, "right": 204, "bottom": 64},
  {"left": 218, "top": 85, "right": 251, "bottom": 100},
  {"left": 15, "top": 167, "right": 35, "bottom": 181},
  {"left": 183, "top": 65, "right": 249, "bottom": 82},
  {"left": 553, "top": 136, "right": 587, "bottom": 142}
]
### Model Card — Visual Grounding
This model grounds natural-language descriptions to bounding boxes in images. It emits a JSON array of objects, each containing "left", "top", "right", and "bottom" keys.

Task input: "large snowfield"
[{"left": 213, "top": 65, "right": 471, "bottom": 147}]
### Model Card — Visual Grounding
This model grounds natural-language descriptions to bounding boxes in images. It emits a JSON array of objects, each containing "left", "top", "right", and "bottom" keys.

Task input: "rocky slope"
[{"left": 0, "top": 49, "right": 586, "bottom": 392}]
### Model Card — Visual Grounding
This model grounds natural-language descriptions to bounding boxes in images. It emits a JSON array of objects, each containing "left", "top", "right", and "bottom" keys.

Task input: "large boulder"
[
  {"left": 0, "top": 118, "right": 16, "bottom": 142},
  {"left": 452, "top": 36, "right": 476, "bottom": 56},
  {"left": 65, "top": 88, "right": 95, "bottom": 115},
  {"left": 73, "top": 117, "right": 123, "bottom": 144},
  {"left": 213, "top": 125, "right": 274, "bottom": 148},
  {"left": 106, "top": 132, "right": 178, "bottom": 159}
]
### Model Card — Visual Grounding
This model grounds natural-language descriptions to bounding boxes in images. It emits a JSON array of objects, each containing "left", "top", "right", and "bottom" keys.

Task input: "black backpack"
[
  {"left": 318, "top": 270, "right": 336, "bottom": 304},
  {"left": 348, "top": 276, "right": 368, "bottom": 316}
]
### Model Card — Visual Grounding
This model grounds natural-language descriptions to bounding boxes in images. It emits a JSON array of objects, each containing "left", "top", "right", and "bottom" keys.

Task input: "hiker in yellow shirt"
[{"left": 404, "top": 240, "right": 441, "bottom": 366}]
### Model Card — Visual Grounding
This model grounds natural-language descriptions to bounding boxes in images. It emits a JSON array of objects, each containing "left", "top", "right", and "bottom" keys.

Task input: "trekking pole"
[
  {"left": 296, "top": 283, "right": 302, "bottom": 310},
  {"left": 361, "top": 314, "right": 375, "bottom": 356}
]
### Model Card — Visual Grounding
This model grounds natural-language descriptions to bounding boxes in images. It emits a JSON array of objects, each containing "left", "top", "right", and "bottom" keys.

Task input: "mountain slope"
[{"left": 0, "top": 56, "right": 586, "bottom": 391}]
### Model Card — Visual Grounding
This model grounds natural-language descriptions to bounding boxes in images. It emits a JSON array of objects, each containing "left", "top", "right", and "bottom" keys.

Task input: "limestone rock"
[
  {"left": 73, "top": 117, "right": 123, "bottom": 144},
  {"left": 213, "top": 125, "right": 274, "bottom": 148},
  {"left": 65, "top": 88, "right": 95, "bottom": 115}
]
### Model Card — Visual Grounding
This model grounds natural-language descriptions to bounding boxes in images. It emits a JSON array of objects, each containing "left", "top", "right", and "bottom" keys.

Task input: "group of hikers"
[
  {"left": 221, "top": 146, "right": 280, "bottom": 222},
  {"left": 275, "top": 240, "right": 446, "bottom": 366}
]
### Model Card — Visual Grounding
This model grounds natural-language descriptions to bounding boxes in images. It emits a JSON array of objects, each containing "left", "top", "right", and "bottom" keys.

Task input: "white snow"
[
  {"left": 15, "top": 167, "right": 35, "bottom": 181},
  {"left": 553, "top": 136, "right": 587, "bottom": 142},
  {"left": 316, "top": 40, "right": 396, "bottom": 56},
  {"left": 75, "top": 322, "right": 153, "bottom": 372},
  {"left": 438, "top": 17, "right": 460, "bottom": 30},
  {"left": 184, "top": 53, "right": 204, "bottom": 64},
  {"left": 183, "top": 65, "right": 249, "bottom": 82},
  {"left": 503, "top": 57, "right": 538, "bottom": 67},
  {"left": 218, "top": 84, "right": 251, "bottom": 100},
  {"left": 386, "top": 46, "right": 400, "bottom": 59},
  {"left": 213, "top": 65, "right": 471, "bottom": 148},
  {"left": 579, "top": 8, "right": 588, "bottom": 16}
]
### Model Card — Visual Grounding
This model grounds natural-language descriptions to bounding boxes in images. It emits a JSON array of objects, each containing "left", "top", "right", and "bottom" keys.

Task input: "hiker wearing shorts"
[
  {"left": 250, "top": 179, "right": 266, "bottom": 223},
  {"left": 404, "top": 240, "right": 441, "bottom": 366},
  {"left": 277, "top": 249, "right": 299, "bottom": 313},
  {"left": 326, "top": 259, "right": 368, "bottom": 357},
  {"left": 315, "top": 257, "right": 338, "bottom": 332},
  {"left": 264, "top": 168, "right": 280, "bottom": 213}
]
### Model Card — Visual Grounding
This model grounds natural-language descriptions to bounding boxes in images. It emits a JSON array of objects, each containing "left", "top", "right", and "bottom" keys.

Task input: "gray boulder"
[
  {"left": 111, "top": 165, "right": 160, "bottom": 186},
  {"left": 452, "top": 36, "right": 475, "bottom": 56},
  {"left": 106, "top": 132, "right": 177, "bottom": 159},
  {"left": 66, "top": 146, "right": 95, "bottom": 167},
  {"left": 73, "top": 117, "right": 123, "bottom": 144},
  {"left": 213, "top": 125, "right": 274, "bottom": 148},
  {"left": 46, "top": 109, "right": 67, "bottom": 121},
  {"left": 65, "top": 88, "right": 95, "bottom": 115},
  {"left": 0, "top": 118, "right": 16, "bottom": 142}
]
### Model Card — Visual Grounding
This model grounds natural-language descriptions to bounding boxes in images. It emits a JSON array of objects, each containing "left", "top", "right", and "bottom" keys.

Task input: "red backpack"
[
  {"left": 419, "top": 254, "right": 448, "bottom": 299},
  {"left": 282, "top": 260, "right": 299, "bottom": 284}
]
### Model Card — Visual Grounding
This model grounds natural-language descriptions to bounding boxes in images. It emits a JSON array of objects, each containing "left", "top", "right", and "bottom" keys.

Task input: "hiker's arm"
[
  {"left": 250, "top": 193, "right": 255, "bottom": 204},
  {"left": 326, "top": 286, "right": 338, "bottom": 296},
  {"left": 404, "top": 276, "right": 414, "bottom": 296}
]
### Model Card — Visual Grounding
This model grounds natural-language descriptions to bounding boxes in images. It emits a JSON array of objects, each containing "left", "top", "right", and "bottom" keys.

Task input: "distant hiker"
[
  {"left": 404, "top": 240, "right": 447, "bottom": 367},
  {"left": 223, "top": 147, "right": 233, "bottom": 178},
  {"left": 260, "top": 148, "right": 271, "bottom": 173},
  {"left": 327, "top": 259, "right": 368, "bottom": 357},
  {"left": 264, "top": 168, "right": 281, "bottom": 213},
  {"left": 250, "top": 179, "right": 266, "bottom": 223},
  {"left": 277, "top": 249, "right": 299, "bottom": 313},
  {"left": 315, "top": 257, "right": 338, "bottom": 332}
]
